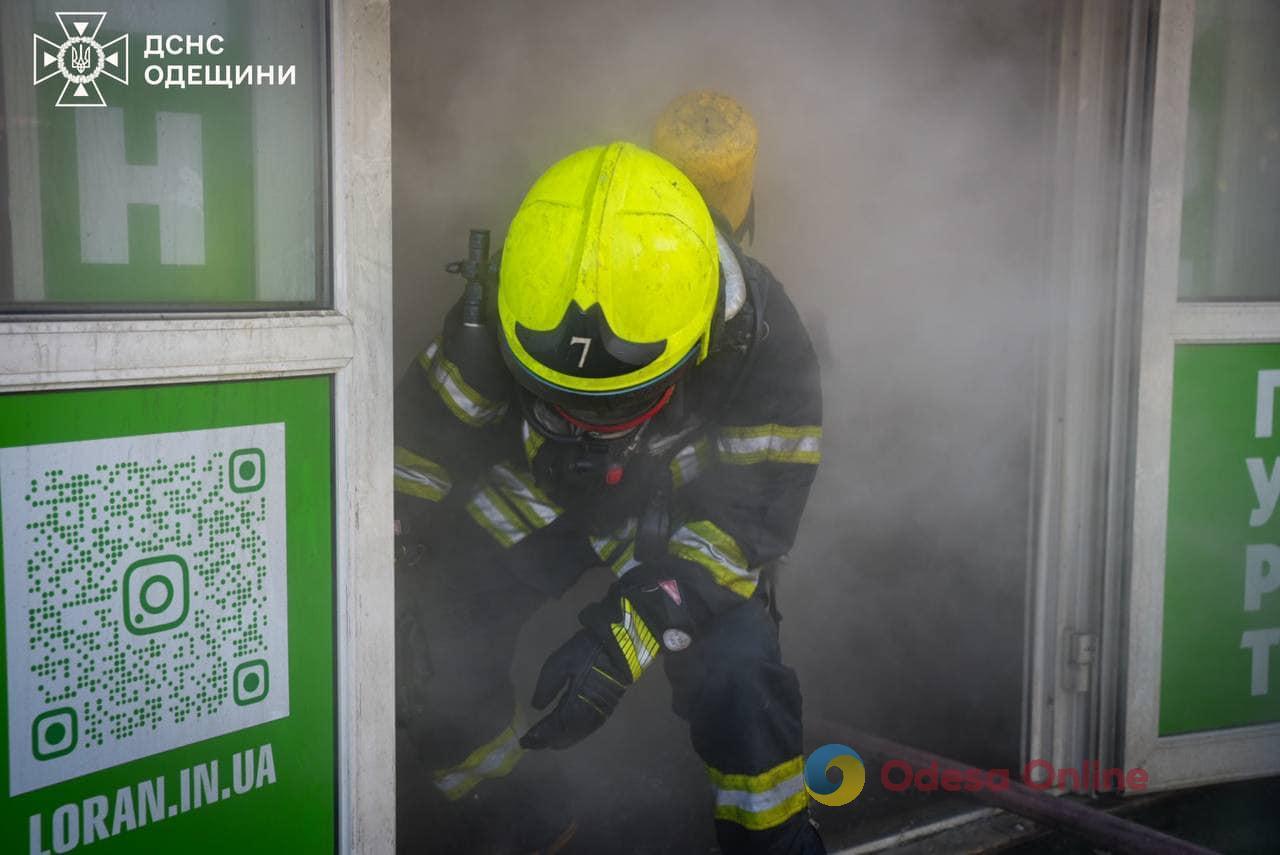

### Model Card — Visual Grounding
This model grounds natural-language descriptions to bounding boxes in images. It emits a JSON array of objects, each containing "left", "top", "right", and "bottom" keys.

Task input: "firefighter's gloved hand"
[{"left": 520, "top": 630, "right": 627, "bottom": 750}]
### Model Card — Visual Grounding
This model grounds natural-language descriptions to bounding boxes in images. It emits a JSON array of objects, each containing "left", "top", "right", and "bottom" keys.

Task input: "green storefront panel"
[
  {"left": 0, "top": 377, "right": 334, "bottom": 853},
  {"left": 12, "top": 1, "right": 326, "bottom": 308},
  {"left": 35, "top": 15, "right": 256, "bottom": 303},
  {"left": 1162, "top": 344, "right": 1280, "bottom": 734}
]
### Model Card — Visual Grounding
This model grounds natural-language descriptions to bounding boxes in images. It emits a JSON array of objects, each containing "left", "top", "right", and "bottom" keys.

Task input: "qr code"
[{"left": 1, "top": 424, "right": 290, "bottom": 796}]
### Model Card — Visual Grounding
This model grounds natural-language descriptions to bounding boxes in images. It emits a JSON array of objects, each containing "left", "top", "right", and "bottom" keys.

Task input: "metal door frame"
[{"left": 1024, "top": 0, "right": 1155, "bottom": 791}]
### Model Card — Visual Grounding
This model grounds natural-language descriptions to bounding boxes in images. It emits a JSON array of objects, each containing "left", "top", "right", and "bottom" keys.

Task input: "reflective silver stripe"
[
  {"left": 716, "top": 425, "right": 821, "bottom": 465},
  {"left": 611, "top": 542, "right": 641, "bottom": 577},
  {"left": 422, "top": 341, "right": 508, "bottom": 427},
  {"left": 436, "top": 738, "right": 520, "bottom": 794},
  {"left": 669, "top": 521, "right": 758, "bottom": 597},
  {"left": 619, "top": 599, "right": 657, "bottom": 670},
  {"left": 394, "top": 463, "right": 450, "bottom": 495},
  {"left": 714, "top": 771, "right": 806, "bottom": 814},
  {"left": 670, "top": 523, "right": 755, "bottom": 581},
  {"left": 630, "top": 603, "right": 658, "bottom": 669},
  {"left": 521, "top": 420, "right": 545, "bottom": 464},
  {"left": 465, "top": 488, "right": 530, "bottom": 547},
  {"left": 393, "top": 446, "right": 453, "bottom": 502},
  {"left": 591, "top": 518, "right": 638, "bottom": 562},
  {"left": 433, "top": 726, "right": 524, "bottom": 799},
  {"left": 490, "top": 464, "right": 561, "bottom": 527},
  {"left": 670, "top": 440, "right": 708, "bottom": 488},
  {"left": 590, "top": 535, "right": 619, "bottom": 561},
  {"left": 718, "top": 433, "right": 820, "bottom": 457}
]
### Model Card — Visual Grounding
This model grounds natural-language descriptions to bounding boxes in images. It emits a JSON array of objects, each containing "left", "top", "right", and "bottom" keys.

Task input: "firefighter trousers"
[{"left": 395, "top": 543, "right": 825, "bottom": 854}]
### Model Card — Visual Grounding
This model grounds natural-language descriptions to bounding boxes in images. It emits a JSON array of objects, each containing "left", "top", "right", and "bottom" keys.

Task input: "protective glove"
[
  {"left": 519, "top": 629, "right": 629, "bottom": 750},
  {"left": 579, "top": 573, "right": 702, "bottom": 660}
]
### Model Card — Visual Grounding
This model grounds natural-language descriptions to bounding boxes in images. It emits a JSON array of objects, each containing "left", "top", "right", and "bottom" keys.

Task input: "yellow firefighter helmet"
[{"left": 498, "top": 142, "right": 719, "bottom": 422}]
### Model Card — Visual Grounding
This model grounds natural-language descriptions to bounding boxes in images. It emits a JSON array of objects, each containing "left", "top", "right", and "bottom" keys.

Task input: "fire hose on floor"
[{"left": 817, "top": 720, "right": 1219, "bottom": 855}]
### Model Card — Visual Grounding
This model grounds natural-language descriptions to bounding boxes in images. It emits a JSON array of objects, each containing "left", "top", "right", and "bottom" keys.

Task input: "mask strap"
[{"left": 554, "top": 385, "right": 676, "bottom": 435}]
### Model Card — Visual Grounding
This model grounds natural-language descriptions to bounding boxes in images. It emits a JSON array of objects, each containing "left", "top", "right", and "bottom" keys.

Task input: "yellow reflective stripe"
[
  {"left": 716, "top": 424, "right": 821, "bottom": 465},
  {"left": 669, "top": 520, "right": 758, "bottom": 598},
  {"left": 419, "top": 340, "right": 508, "bottom": 427},
  {"left": 670, "top": 438, "right": 712, "bottom": 488},
  {"left": 610, "top": 624, "right": 641, "bottom": 679},
  {"left": 465, "top": 487, "right": 531, "bottom": 548},
  {"left": 465, "top": 463, "right": 560, "bottom": 548},
  {"left": 610, "top": 542, "right": 641, "bottom": 578},
  {"left": 490, "top": 464, "right": 562, "bottom": 528},
  {"left": 432, "top": 722, "right": 525, "bottom": 801},
  {"left": 708, "top": 757, "right": 808, "bottom": 830},
  {"left": 521, "top": 420, "right": 546, "bottom": 465},
  {"left": 393, "top": 446, "right": 452, "bottom": 502},
  {"left": 590, "top": 518, "right": 637, "bottom": 563},
  {"left": 609, "top": 598, "right": 659, "bottom": 681},
  {"left": 590, "top": 535, "right": 621, "bottom": 562},
  {"left": 708, "top": 756, "right": 805, "bottom": 793}
]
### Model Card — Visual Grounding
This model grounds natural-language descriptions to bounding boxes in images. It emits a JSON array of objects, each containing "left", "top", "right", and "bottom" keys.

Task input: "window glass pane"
[
  {"left": 1179, "top": 0, "right": 1280, "bottom": 302},
  {"left": 0, "top": 0, "right": 327, "bottom": 310}
]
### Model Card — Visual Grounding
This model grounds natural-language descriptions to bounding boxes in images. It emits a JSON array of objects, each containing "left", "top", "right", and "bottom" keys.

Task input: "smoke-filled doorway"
[{"left": 391, "top": 1, "right": 1059, "bottom": 850}]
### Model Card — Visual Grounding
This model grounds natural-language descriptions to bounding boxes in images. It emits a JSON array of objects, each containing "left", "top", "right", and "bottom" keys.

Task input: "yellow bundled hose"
[{"left": 652, "top": 91, "right": 758, "bottom": 236}]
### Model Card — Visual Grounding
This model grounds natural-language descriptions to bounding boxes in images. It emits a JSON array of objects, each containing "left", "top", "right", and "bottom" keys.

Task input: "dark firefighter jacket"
[{"left": 393, "top": 249, "right": 822, "bottom": 680}]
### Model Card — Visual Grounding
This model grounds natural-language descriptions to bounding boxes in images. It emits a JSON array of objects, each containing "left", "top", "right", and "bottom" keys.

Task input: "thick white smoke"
[{"left": 392, "top": 1, "right": 1057, "bottom": 848}]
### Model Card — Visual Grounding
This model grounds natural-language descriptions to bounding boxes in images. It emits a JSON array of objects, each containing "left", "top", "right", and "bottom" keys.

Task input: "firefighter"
[{"left": 395, "top": 140, "right": 825, "bottom": 854}]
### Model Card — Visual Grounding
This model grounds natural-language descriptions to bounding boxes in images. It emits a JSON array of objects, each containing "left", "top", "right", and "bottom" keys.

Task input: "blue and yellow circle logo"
[{"left": 804, "top": 743, "right": 866, "bottom": 806}]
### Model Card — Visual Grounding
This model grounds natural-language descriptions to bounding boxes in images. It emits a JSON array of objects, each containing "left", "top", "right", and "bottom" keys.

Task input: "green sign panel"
[
  {"left": 35, "top": 15, "right": 257, "bottom": 304},
  {"left": 0, "top": 378, "right": 333, "bottom": 853},
  {"left": 1162, "top": 344, "right": 1280, "bottom": 734}
]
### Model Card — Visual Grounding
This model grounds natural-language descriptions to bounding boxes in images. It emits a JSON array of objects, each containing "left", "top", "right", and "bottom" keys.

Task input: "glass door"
[{"left": 1126, "top": 0, "right": 1280, "bottom": 789}]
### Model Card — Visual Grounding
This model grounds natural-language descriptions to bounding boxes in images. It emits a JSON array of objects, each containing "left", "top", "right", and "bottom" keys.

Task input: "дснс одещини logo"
[{"left": 33, "top": 12, "right": 128, "bottom": 107}]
